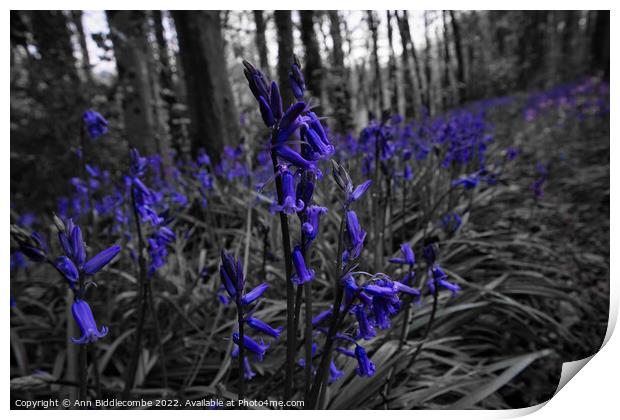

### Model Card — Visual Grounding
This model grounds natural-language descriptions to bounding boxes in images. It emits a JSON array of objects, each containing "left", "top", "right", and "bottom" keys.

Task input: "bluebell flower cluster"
[{"left": 83, "top": 109, "right": 109, "bottom": 140}]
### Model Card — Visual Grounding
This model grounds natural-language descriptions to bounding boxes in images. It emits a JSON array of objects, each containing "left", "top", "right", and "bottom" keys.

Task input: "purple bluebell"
[
  {"left": 427, "top": 265, "right": 461, "bottom": 296},
  {"left": 232, "top": 333, "right": 269, "bottom": 361},
  {"left": 83, "top": 245, "right": 121, "bottom": 276},
  {"left": 241, "top": 283, "right": 269, "bottom": 305},
  {"left": 346, "top": 180, "right": 372, "bottom": 206},
  {"left": 354, "top": 345, "right": 376, "bottom": 377},
  {"left": 312, "top": 308, "right": 332, "bottom": 326},
  {"left": 270, "top": 81, "right": 283, "bottom": 120},
  {"left": 258, "top": 96, "right": 275, "bottom": 127},
  {"left": 71, "top": 226, "right": 86, "bottom": 267},
  {"left": 441, "top": 212, "right": 462, "bottom": 233},
  {"left": 272, "top": 170, "right": 304, "bottom": 214},
  {"left": 83, "top": 110, "right": 108, "bottom": 139},
  {"left": 291, "top": 246, "right": 315, "bottom": 285},
  {"left": 393, "top": 281, "right": 421, "bottom": 297},
  {"left": 301, "top": 205, "right": 327, "bottom": 245},
  {"left": 18, "top": 231, "right": 47, "bottom": 262},
  {"left": 289, "top": 57, "right": 305, "bottom": 99},
  {"left": 389, "top": 243, "right": 415, "bottom": 266},
  {"left": 71, "top": 299, "right": 109, "bottom": 344},
  {"left": 355, "top": 305, "right": 376, "bottom": 340},
  {"left": 54, "top": 256, "right": 79, "bottom": 286},
  {"left": 328, "top": 361, "right": 344, "bottom": 384},
  {"left": 246, "top": 317, "right": 283, "bottom": 339},
  {"left": 220, "top": 250, "right": 242, "bottom": 298},
  {"left": 452, "top": 175, "right": 479, "bottom": 190},
  {"left": 344, "top": 210, "right": 366, "bottom": 261}
]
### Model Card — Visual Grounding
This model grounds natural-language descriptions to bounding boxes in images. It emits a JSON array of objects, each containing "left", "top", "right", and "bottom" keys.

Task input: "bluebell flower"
[
  {"left": 363, "top": 284, "right": 397, "bottom": 298},
  {"left": 258, "top": 96, "right": 275, "bottom": 127},
  {"left": 271, "top": 170, "right": 304, "bottom": 214},
  {"left": 441, "top": 212, "right": 462, "bottom": 233},
  {"left": 312, "top": 308, "right": 332, "bottom": 326},
  {"left": 291, "top": 246, "right": 315, "bottom": 285},
  {"left": 83, "top": 245, "right": 121, "bottom": 276},
  {"left": 243, "top": 356, "right": 256, "bottom": 380},
  {"left": 403, "top": 163, "right": 413, "bottom": 181},
  {"left": 344, "top": 210, "right": 366, "bottom": 261},
  {"left": 54, "top": 256, "right": 79, "bottom": 287},
  {"left": 17, "top": 231, "right": 47, "bottom": 262},
  {"left": 243, "top": 60, "right": 270, "bottom": 103},
  {"left": 270, "top": 81, "right": 283, "bottom": 120},
  {"left": 71, "top": 299, "right": 109, "bottom": 344},
  {"left": 335, "top": 346, "right": 356, "bottom": 358},
  {"left": 232, "top": 333, "right": 269, "bottom": 361},
  {"left": 241, "top": 283, "right": 269, "bottom": 305},
  {"left": 71, "top": 226, "right": 86, "bottom": 267},
  {"left": 296, "top": 174, "right": 315, "bottom": 210},
  {"left": 130, "top": 148, "right": 149, "bottom": 177},
  {"left": 389, "top": 243, "right": 415, "bottom": 266},
  {"left": 220, "top": 251, "right": 243, "bottom": 298},
  {"left": 328, "top": 361, "right": 344, "bottom": 384},
  {"left": 301, "top": 206, "right": 327, "bottom": 246},
  {"left": 422, "top": 243, "right": 438, "bottom": 265},
  {"left": 289, "top": 56, "right": 305, "bottom": 100},
  {"left": 393, "top": 281, "right": 421, "bottom": 297},
  {"left": 83, "top": 110, "right": 108, "bottom": 139},
  {"left": 354, "top": 345, "right": 376, "bottom": 377},
  {"left": 355, "top": 304, "right": 376, "bottom": 340},
  {"left": 452, "top": 175, "right": 479, "bottom": 190},
  {"left": 427, "top": 265, "right": 461, "bottom": 296},
  {"left": 346, "top": 180, "right": 372, "bottom": 206},
  {"left": 372, "top": 296, "right": 391, "bottom": 329},
  {"left": 246, "top": 317, "right": 283, "bottom": 339},
  {"left": 275, "top": 145, "right": 316, "bottom": 170}
]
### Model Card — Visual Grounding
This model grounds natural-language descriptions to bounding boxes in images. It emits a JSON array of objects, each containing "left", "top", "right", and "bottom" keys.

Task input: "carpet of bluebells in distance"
[{"left": 10, "top": 10, "right": 610, "bottom": 410}]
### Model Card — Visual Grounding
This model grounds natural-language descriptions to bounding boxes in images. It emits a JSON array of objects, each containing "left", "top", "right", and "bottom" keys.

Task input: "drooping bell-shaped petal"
[
  {"left": 336, "top": 346, "right": 356, "bottom": 358},
  {"left": 220, "top": 250, "right": 240, "bottom": 297},
  {"left": 272, "top": 170, "right": 305, "bottom": 214},
  {"left": 354, "top": 345, "right": 376, "bottom": 377},
  {"left": 243, "top": 356, "right": 256, "bottom": 380},
  {"left": 312, "top": 307, "right": 332, "bottom": 326},
  {"left": 372, "top": 296, "right": 391, "bottom": 330},
  {"left": 71, "top": 299, "right": 109, "bottom": 345},
  {"left": 355, "top": 305, "right": 376, "bottom": 340},
  {"left": 291, "top": 246, "right": 315, "bottom": 285},
  {"left": 289, "top": 58, "right": 306, "bottom": 99},
  {"left": 54, "top": 256, "right": 79, "bottom": 286},
  {"left": 363, "top": 284, "right": 397, "bottom": 297},
  {"left": 389, "top": 243, "right": 415, "bottom": 266},
  {"left": 246, "top": 317, "right": 283, "bottom": 339},
  {"left": 83, "top": 245, "right": 121, "bottom": 276},
  {"left": 302, "top": 206, "right": 327, "bottom": 245},
  {"left": 393, "top": 281, "right": 420, "bottom": 296},
  {"left": 296, "top": 174, "right": 315, "bottom": 209},
  {"left": 280, "top": 102, "right": 306, "bottom": 131},
  {"left": 232, "top": 333, "right": 269, "bottom": 361},
  {"left": 275, "top": 145, "right": 316, "bottom": 170},
  {"left": 345, "top": 210, "right": 366, "bottom": 260},
  {"left": 303, "top": 126, "right": 335, "bottom": 159},
  {"left": 241, "top": 283, "right": 269, "bottom": 305}
]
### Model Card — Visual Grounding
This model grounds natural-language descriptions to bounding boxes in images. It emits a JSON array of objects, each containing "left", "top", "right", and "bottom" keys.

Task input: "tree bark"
[
  {"left": 423, "top": 11, "right": 433, "bottom": 116},
  {"left": 71, "top": 11, "right": 93, "bottom": 86},
  {"left": 328, "top": 11, "right": 352, "bottom": 133},
  {"left": 386, "top": 11, "right": 399, "bottom": 115},
  {"left": 253, "top": 11, "right": 270, "bottom": 77},
  {"left": 274, "top": 11, "right": 294, "bottom": 106},
  {"left": 172, "top": 10, "right": 240, "bottom": 160},
  {"left": 367, "top": 11, "right": 385, "bottom": 118},
  {"left": 590, "top": 10, "right": 609, "bottom": 79},
  {"left": 395, "top": 11, "right": 422, "bottom": 120},
  {"left": 299, "top": 11, "right": 323, "bottom": 100},
  {"left": 441, "top": 11, "right": 453, "bottom": 111},
  {"left": 449, "top": 11, "right": 466, "bottom": 105},
  {"left": 107, "top": 11, "right": 157, "bottom": 155}
]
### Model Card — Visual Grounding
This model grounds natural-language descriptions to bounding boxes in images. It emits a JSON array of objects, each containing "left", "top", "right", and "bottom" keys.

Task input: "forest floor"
[{"left": 476, "top": 94, "right": 609, "bottom": 407}]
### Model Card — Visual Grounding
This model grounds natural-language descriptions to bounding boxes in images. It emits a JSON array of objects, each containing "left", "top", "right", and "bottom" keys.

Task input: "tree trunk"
[
  {"left": 386, "top": 11, "right": 399, "bottom": 115},
  {"left": 107, "top": 11, "right": 157, "bottom": 155},
  {"left": 253, "top": 11, "right": 270, "bottom": 77},
  {"left": 423, "top": 11, "right": 433, "bottom": 116},
  {"left": 274, "top": 11, "right": 294, "bottom": 106},
  {"left": 395, "top": 11, "right": 421, "bottom": 120},
  {"left": 299, "top": 11, "right": 323, "bottom": 100},
  {"left": 449, "top": 11, "right": 466, "bottom": 105},
  {"left": 172, "top": 10, "right": 240, "bottom": 160},
  {"left": 71, "top": 11, "right": 93, "bottom": 86},
  {"left": 590, "top": 10, "right": 609, "bottom": 79},
  {"left": 441, "top": 11, "right": 453, "bottom": 111},
  {"left": 367, "top": 11, "right": 384, "bottom": 118},
  {"left": 328, "top": 11, "right": 351, "bottom": 133}
]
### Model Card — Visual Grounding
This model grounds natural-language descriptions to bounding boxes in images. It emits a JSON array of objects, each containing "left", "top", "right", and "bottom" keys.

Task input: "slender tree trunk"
[
  {"left": 253, "top": 11, "right": 270, "bottom": 78},
  {"left": 395, "top": 11, "right": 416, "bottom": 121},
  {"left": 396, "top": 11, "right": 424, "bottom": 120},
  {"left": 386, "top": 11, "right": 399, "bottom": 115},
  {"left": 274, "top": 11, "right": 294, "bottom": 107},
  {"left": 441, "top": 11, "right": 453, "bottom": 111},
  {"left": 590, "top": 10, "right": 609, "bottom": 79},
  {"left": 367, "top": 11, "right": 384, "bottom": 118},
  {"left": 449, "top": 11, "right": 466, "bottom": 105},
  {"left": 328, "top": 11, "right": 351, "bottom": 133},
  {"left": 423, "top": 11, "right": 433, "bottom": 116},
  {"left": 107, "top": 11, "right": 157, "bottom": 155},
  {"left": 71, "top": 11, "right": 93, "bottom": 86},
  {"left": 299, "top": 11, "right": 323, "bottom": 100},
  {"left": 172, "top": 11, "right": 240, "bottom": 160}
]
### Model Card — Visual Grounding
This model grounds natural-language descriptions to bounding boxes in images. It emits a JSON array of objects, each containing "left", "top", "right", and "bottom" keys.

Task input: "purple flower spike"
[
  {"left": 241, "top": 283, "right": 269, "bottom": 305},
  {"left": 71, "top": 299, "right": 109, "bottom": 345},
  {"left": 291, "top": 246, "right": 315, "bottom": 285},
  {"left": 83, "top": 245, "right": 121, "bottom": 276}
]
